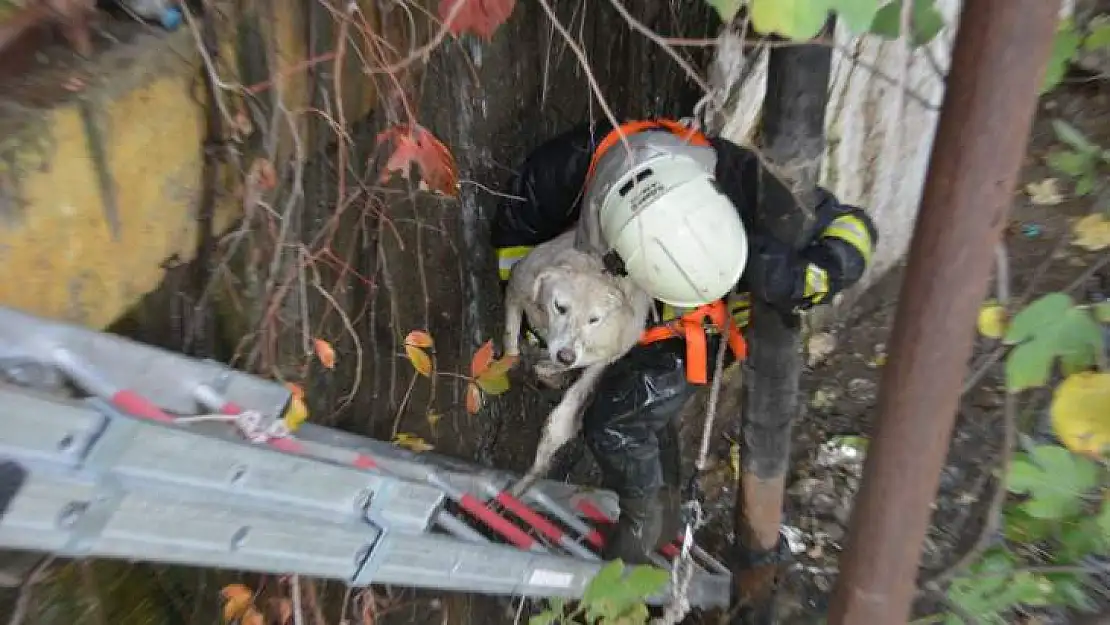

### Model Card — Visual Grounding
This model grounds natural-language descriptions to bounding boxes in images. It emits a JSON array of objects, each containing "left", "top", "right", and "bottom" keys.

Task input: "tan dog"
[{"left": 503, "top": 230, "right": 652, "bottom": 497}]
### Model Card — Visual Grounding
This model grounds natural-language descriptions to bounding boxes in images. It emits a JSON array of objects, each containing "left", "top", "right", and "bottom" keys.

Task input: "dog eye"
[
  {"left": 588, "top": 316, "right": 600, "bottom": 324},
  {"left": 554, "top": 302, "right": 567, "bottom": 315}
]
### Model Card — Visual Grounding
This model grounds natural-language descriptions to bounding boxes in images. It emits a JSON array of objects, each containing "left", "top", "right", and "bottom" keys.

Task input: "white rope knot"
[{"left": 234, "top": 410, "right": 289, "bottom": 443}]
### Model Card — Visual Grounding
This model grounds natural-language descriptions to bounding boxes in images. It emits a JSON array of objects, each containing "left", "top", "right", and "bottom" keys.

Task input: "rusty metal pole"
[
  {"left": 827, "top": 1, "right": 1062, "bottom": 623},
  {"left": 732, "top": 20, "right": 834, "bottom": 625}
]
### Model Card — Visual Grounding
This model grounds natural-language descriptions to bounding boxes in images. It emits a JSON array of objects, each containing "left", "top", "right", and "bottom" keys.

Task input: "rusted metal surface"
[{"left": 826, "top": 1, "right": 1062, "bottom": 623}]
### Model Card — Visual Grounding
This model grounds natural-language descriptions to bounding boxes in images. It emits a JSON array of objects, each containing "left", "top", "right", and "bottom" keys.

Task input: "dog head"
[{"left": 531, "top": 263, "right": 635, "bottom": 369}]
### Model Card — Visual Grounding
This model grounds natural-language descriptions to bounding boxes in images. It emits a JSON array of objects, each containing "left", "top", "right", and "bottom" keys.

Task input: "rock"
[
  {"left": 847, "top": 377, "right": 877, "bottom": 401},
  {"left": 806, "top": 332, "right": 837, "bottom": 367}
]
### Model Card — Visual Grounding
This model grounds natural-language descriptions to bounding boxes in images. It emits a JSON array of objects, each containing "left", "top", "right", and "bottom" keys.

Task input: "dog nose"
[{"left": 556, "top": 348, "right": 576, "bottom": 366}]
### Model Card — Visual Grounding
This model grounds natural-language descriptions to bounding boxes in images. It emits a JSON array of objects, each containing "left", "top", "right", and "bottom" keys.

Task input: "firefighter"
[{"left": 491, "top": 118, "right": 877, "bottom": 564}]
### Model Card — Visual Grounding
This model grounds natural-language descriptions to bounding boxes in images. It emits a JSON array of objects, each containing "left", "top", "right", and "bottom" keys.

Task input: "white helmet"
[{"left": 595, "top": 152, "right": 748, "bottom": 308}]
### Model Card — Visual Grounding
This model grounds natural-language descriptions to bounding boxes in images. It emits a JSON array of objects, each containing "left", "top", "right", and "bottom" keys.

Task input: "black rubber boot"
[
  {"left": 602, "top": 494, "right": 664, "bottom": 565},
  {"left": 655, "top": 484, "right": 682, "bottom": 551}
]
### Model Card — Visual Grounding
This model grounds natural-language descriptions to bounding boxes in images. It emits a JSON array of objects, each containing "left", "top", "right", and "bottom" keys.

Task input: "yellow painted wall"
[{"left": 0, "top": 1, "right": 382, "bottom": 330}]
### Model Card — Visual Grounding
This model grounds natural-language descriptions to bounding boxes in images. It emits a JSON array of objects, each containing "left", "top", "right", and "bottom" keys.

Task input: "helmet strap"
[{"left": 601, "top": 250, "right": 628, "bottom": 277}]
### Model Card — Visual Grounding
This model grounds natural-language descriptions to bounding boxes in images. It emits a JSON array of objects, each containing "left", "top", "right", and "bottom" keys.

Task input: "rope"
[
  {"left": 175, "top": 410, "right": 290, "bottom": 443},
  {"left": 653, "top": 319, "right": 733, "bottom": 625}
]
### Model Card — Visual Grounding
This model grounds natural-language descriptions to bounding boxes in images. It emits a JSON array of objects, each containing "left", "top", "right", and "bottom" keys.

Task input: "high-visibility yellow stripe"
[
  {"left": 730, "top": 293, "right": 751, "bottom": 328},
  {"left": 804, "top": 264, "right": 830, "bottom": 304},
  {"left": 822, "top": 214, "right": 873, "bottom": 264},
  {"left": 496, "top": 245, "right": 534, "bottom": 281}
]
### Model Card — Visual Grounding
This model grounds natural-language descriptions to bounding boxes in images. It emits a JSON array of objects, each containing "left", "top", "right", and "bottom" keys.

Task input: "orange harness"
[
  {"left": 639, "top": 301, "right": 748, "bottom": 384},
  {"left": 587, "top": 119, "right": 747, "bottom": 384}
]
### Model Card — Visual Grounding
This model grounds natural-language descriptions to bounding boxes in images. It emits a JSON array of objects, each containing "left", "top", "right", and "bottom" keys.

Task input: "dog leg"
[
  {"left": 503, "top": 293, "right": 524, "bottom": 358},
  {"left": 509, "top": 363, "right": 607, "bottom": 497}
]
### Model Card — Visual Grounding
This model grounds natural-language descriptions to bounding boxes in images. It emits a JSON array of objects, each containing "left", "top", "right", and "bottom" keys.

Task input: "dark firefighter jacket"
[{"left": 490, "top": 118, "right": 878, "bottom": 346}]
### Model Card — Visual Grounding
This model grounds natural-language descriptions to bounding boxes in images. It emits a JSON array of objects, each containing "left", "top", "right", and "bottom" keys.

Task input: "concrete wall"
[{"left": 711, "top": 0, "right": 1075, "bottom": 304}]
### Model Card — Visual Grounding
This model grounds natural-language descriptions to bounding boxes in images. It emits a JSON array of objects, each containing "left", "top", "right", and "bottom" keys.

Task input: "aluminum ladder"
[{"left": 0, "top": 305, "right": 731, "bottom": 607}]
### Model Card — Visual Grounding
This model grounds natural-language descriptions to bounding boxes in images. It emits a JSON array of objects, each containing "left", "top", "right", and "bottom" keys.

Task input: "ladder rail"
[{"left": 0, "top": 305, "right": 733, "bottom": 608}]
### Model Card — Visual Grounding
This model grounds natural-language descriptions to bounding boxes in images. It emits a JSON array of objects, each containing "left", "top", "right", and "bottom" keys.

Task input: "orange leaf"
[
  {"left": 471, "top": 340, "right": 495, "bottom": 378},
  {"left": 405, "top": 344, "right": 433, "bottom": 377},
  {"left": 221, "top": 584, "right": 255, "bottom": 623},
  {"left": 284, "top": 382, "right": 305, "bottom": 400},
  {"left": 438, "top": 0, "right": 517, "bottom": 41},
  {"left": 375, "top": 124, "right": 459, "bottom": 197},
  {"left": 405, "top": 329, "right": 434, "bottom": 349},
  {"left": 242, "top": 606, "right": 264, "bottom": 625},
  {"left": 466, "top": 381, "right": 482, "bottom": 415},
  {"left": 313, "top": 338, "right": 336, "bottom": 369},
  {"left": 249, "top": 158, "right": 277, "bottom": 191}
]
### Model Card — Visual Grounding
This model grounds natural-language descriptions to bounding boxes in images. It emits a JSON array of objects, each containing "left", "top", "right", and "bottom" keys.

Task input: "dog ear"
[{"left": 532, "top": 267, "right": 556, "bottom": 302}]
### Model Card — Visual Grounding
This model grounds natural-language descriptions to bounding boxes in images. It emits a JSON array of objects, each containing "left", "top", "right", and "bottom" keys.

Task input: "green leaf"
[
  {"left": 582, "top": 560, "right": 625, "bottom": 607},
  {"left": 1043, "top": 18, "right": 1081, "bottom": 94},
  {"left": 1005, "top": 338, "right": 1057, "bottom": 391},
  {"left": 1097, "top": 496, "right": 1110, "bottom": 549},
  {"left": 1047, "top": 574, "right": 1097, "bottom": 612},
  {"left": 1046, "top": 149, "right": 1093, "bottom": 177},
  {"left": 705, "top": 0, "right": 744, "bottom": 23},
  {"left": 1004, "top": 293, "right": 1074, "bottom": 344},
  {"left": 1007, "top": 444, "right": 1100, "bottom": 519},
  {"left": 749, "top": 0, "right": 833, "bottom": 40},
  {"left": 1002, "top": 506, "right": 1056, "bottom": 543},
  {"left": 1075, "top": 173, "right": 1097, "bottom": 197},
  {"left": 1052, "top": 119, "right": 1098, "bottom": 154},
  {"left": 829, "top": 0, "right": 882, "bottom": 34},
  {"left": 1002, "top": 294, "right": 1105, "bottom": 391},
  {"left": 868, "top": 0, "right": 944, "bottom": 46},
  {"left": 1058, "top": 518, "right": 1105, "bottom": 561},
  {"left": 1094, "top": 301, "right": 1110, "bottom": 323},
  {"left": 622, "top": 565, "right": 670, "bottom": 600},
  {"left": 1083, "top": 15, "right": 1110, "bottom": 52}
]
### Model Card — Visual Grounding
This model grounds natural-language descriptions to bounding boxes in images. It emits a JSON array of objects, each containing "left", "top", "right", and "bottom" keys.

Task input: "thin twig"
[
  {"left": 7, "top": 556, "right": 53, "bottom": 625},
  {"left": 607, "top": 0, "right": 712, "bottom": 95},
  {"left": 536, "top": 0, "right": 631, "bottom": 159}
]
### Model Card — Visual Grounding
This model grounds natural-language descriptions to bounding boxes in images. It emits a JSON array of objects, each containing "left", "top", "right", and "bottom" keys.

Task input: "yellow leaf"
[
  {"left": 1072, "top": 213, "right": 1110, "bottom": 251},
  {"left": 221, "top": 584, "right": 255, "bottom": 623},
  {"left": 426, "top": 410, "right": 442, "bottom": 433},
  {"left": 475, "top": 369, "right": 511, "bottom": 395},
  {"left": 749, "top": 0, "right": 831, "bottom": 40},
  {"left": 1050, "top": 372, "right": 1110, "bottom": 457},
  {"left": 977, "top": 300, "right": 1008, "bottom": 339},
  {"left": 313, "top": 338, "right": 336, "bottom": 369},
  {"left": 405, "top": 330, "right": 434, "bottom": 349},
  {"left": 405, "top": 344, "right": 433, "bottom": 377},
  {"left": 282, "top": 394, "right": 309, "bottom": 431},
  {"left": 1025, "top": 178, "right": 1064, "bottom": 205},
  {"left": 393, "top": 432, "right": 434, "bottom": 453},
  {"left": 730, "top": 441, "right": 740, "bottom": 480}
]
